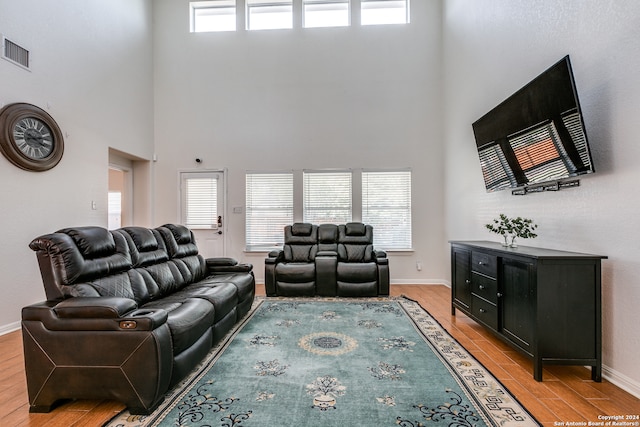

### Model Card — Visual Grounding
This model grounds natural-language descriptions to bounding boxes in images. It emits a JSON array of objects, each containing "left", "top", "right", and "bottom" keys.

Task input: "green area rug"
[{"left": 105, "top": 296, "right": 539, "bottom": 427}]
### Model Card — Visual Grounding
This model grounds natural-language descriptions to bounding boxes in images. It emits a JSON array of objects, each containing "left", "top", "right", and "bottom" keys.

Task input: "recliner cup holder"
[{"left": 130, "top": 310, "right": 155, "bottom": 317}]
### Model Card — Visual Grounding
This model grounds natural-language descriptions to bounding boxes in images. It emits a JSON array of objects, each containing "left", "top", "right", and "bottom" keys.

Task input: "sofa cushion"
[
  {"left": 141, "top": 297, "right": 215, "bottom": 354},
  {"left": 171, "top": 283, "right": 238, "bottom": 322},
  {"left": 158, "top": 224, "right": 199, "bottom": 258},
  {"left": 287, "top": 245, "right": 316, "bottom": 262},
  {"left": 59, "top": 227, "right": 117, "bottom": 259},
  {"left": 68, "top": 271, "right": 138, "bottom": 300},
  {"left": 317, "top": 224, "right": 338, "bottom": 253},
  {"left": 199, "top": 273, "right": 255, "bottom": 304},
  {"left": 337, "top": 262, "right": 377, "bottom": 282},
  {"left": 338, "top": 223, "right": 374, "bottom": 262},
  {"left": 275, "top": 262, "right": 316, "bottom": 283},
  {"left": 117, "top": 227, "right": 169, "bottom": 267},
  {"left": 156, "top": 225, "right": 207, "bottom": 285},
  {"left": 29, "top": 227, "right": 134, "bottom": 300},
  {"left": 291, "top": 223, "right": 313, "bottom": 235},
  {"left": 344, "top": 222, "right": 366, "bottom": 236}
]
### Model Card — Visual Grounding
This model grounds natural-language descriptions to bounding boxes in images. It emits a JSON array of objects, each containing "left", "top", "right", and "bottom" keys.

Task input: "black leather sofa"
[
  {"left": 22, "top": 224, "right": 255, "bottom": 414},
  {"left": 265, "top": 222, "right": 389, "bottom": 297}
]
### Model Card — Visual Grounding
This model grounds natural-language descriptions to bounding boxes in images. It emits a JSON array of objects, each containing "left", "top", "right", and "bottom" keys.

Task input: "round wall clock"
[{"left": 0, "top": 103, "right": 64, "bottom": 172}]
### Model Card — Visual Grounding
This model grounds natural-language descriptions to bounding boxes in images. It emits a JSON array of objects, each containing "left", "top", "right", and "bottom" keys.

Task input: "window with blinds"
[
  {"left": 303, "top": 170, "right": 352, "bottom": 224},
  {"left": 181, "top": 172, "right": 219, "bottom": 229},
  {"left": 246, "top": 172, "right": 294, "bottom": 251},
  {"left": 362, "top": 170, "right": 411, "bottom": 250}
]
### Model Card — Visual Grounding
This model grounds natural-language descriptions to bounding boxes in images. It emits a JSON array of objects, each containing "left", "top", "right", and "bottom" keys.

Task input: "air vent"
[{"left": 2, "top": 36, "right": 30, "bottom": 70}]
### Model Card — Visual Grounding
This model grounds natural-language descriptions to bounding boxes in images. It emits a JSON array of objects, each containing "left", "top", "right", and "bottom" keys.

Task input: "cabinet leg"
[
  {"left": 451, "top": 305, "right": 456, "bottom": 316},
  {"left": 592, "top": 366, "right": 602, "bottom": 382},
  {"left": 534, "top": 359, "right": 543, "bottom": 381}
]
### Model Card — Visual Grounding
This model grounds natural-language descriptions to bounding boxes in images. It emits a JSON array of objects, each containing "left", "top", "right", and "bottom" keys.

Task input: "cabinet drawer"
[
  {"left": 472, "top": 297, "right": 498, "bottom": 330},
  {"left": 472, "top": 273, "right": 498, "bottom": 304},
  {"left": 472, "top": 252, "right": 497, "bottom": 278}
]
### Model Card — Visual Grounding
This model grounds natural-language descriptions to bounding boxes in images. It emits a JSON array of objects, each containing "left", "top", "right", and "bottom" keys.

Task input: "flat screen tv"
[{"left": 472, "top": 55, "right": 595, "bottom": 193}]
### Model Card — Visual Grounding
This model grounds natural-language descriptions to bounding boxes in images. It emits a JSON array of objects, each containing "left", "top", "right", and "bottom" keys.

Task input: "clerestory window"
[
  {"left": 190, "top": 0, "right": 237, "bottom": 32},
  {"left": 247, "top": 0, "right": 293, "bottom": 30},
  {"left": 361, "top": 0, "right": 409, "bottom": 25},
  {"left": 303, "top": 0, "right": 350, "bottom": 28}
]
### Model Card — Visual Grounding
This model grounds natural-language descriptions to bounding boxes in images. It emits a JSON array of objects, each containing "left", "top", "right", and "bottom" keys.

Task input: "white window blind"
[
  {"left": 303, "top": 170, "right": 352, "bottom": 224},
  {"left": 246, "top": 172, "right": 294, "bottom": 251},
  {"left": 181, "top": 173, "right": 219, "bottom": 229},
  {"left": 362, "top": 170, "right": 411, "bottom": 250}
]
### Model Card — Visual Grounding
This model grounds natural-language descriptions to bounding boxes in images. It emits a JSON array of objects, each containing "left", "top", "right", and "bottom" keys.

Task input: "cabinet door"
[
  {"left": 501, "top": 258, "right": 535, "bottom": 354},
  {"left": 452, "top": 247, "right": 472, "bottom": 311}
]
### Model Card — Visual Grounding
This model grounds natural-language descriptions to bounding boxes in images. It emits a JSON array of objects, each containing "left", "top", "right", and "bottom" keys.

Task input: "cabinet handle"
[
  {"left": 478, "top": 261, "right": 484, "bottom": 265},
  {"left": 479, "top": 285, "right": 485, "bottom": 290},
  {"left": 497, "top": 293, "right": 503, "bottom": 298},
  {"left": 479, "top": 308, "right": 486, "bottom": 313},
  {"left": 465, "top": 279, "right": 471, "bottom": 284}
]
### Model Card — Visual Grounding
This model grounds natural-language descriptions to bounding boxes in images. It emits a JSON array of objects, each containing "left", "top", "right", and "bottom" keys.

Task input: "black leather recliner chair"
[
  {"left": 265, "top": 222, "right": 388, "bottom": 297},
  {"left": 264, "top": 223, "right": 319, "bottom": 296},
  {"left": 336, "top": 222, "right": 389, "bottom": 296}
]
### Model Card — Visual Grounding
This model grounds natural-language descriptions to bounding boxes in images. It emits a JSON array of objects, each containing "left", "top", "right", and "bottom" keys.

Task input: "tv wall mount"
[{"left": 511, "top": 178, "right": 580, "bottom": 195}]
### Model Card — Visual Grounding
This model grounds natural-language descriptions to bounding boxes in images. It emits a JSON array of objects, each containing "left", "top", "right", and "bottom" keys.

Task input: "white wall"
[
  {"left": 3, "top": 0, "right": 638, "bottom": 399},
  {"left": 443, "top": 0, "right": 640, "bottom": 395},
  {"left": 0, "top": 0, "right": 154, "bottom": 331},
  {"left": 152, "top": 0, "right": 447, "bottom": 284}
]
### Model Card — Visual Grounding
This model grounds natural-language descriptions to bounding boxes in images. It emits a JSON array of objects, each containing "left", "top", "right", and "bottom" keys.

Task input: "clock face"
[
  {"left": 0, "top": 103, "right": 64, "bottom": 171},
  {"left": 13, "top": 117, "right": 54, "bottom": 160}
]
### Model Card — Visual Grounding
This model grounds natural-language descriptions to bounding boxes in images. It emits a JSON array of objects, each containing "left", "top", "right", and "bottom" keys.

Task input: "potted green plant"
[
  {"left": 508, "top": 216, "right": 538, "bottom": 247},
  {"left": 485, "top": 214, "right": 537, "bottom": 247},
  {"left": 485, "top": 214, "right": 512, "bottom": 246}
]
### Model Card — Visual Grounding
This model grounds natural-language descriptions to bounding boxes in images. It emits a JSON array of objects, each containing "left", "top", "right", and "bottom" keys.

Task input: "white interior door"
[{"left": 180, "top": 170, "right": 226, "bottom": 258}]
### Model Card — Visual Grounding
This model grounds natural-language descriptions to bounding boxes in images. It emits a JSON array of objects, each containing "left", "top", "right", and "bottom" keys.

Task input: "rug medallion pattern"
[{"left": 105, "top": 296, "right": 539, "bottom": 427}]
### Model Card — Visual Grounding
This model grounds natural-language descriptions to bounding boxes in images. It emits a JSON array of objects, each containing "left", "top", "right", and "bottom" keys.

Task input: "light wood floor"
[{"left": 2, "top": 284, "right": 639, "bottom": 426}]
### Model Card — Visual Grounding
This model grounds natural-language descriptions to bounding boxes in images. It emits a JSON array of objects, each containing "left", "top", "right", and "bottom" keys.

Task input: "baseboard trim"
[
  {"left": 390, "top": 279, "right": 451, "bottom": 286},
  {"left": 602, "top": 364, "right": 640, "bottom": 399},
  {"left": 255, "top": 280, "right": 452, "bottom": 287},
  {"left": 0, "top": 321, "right": 20, "bottom": 336}
]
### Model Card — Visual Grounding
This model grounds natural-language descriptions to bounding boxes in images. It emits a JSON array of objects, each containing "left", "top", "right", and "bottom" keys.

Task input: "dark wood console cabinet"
[{"left": 450, "top": 241, "right": 606, "bottom": 381}]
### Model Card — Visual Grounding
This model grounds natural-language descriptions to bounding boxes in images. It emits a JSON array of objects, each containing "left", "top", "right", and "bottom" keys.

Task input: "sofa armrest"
[
  {"left": 373, "top": 250, "right": 388, "bottom": 266},
  {"left": 206, "top": 257, "right": 253, "bottom": 274},
  {"left": 22, "top": 297, "right": 168, "bottom": 332},
  {"left": 265, "top": 250, "right": 283, "bottom": 264},
  {"left": 317, "top": 250, "right": 337, "bottom": 257},
  {"left": 374, "top": 251, "right": 390, "bottom": 296},
  {"left": 22, "top": 297, "right": 173, "bottom": 414},
  {"left": 206, "top": 257, "right": 238, "bottom": 267},
  {"left": 315, "top": 251, "right": 337, "bottom": 296},
  {"left": 264, "top": 250, "right": 283, "bottom": 296},
  {"left": 54, "top": 296, "right": 136, "bottom": 318}
]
